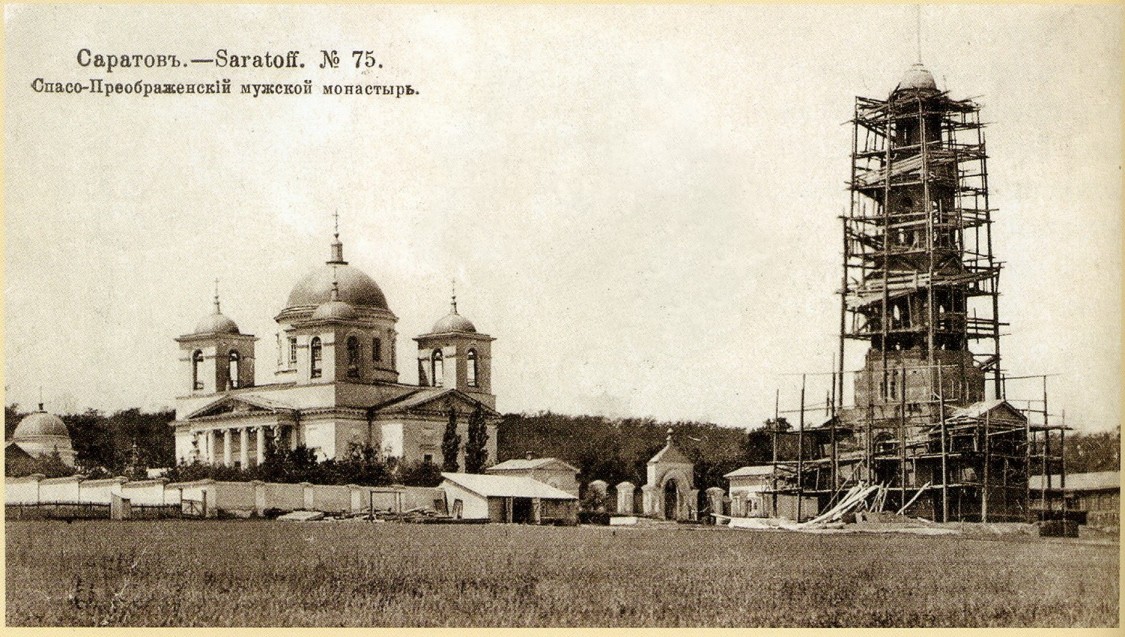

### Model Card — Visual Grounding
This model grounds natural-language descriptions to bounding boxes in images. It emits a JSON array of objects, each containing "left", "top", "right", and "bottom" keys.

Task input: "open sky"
[{"left": 4, "top": 4, "right": 1122, "bottom": 433}]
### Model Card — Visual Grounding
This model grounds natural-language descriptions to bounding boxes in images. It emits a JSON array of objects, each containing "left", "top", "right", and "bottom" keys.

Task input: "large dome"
[
  {"left": 287, "top": 264, "right": 389, "bottom": 311},
  {"left": 14, "top": 411, "right": 69, "bottom": 439}
]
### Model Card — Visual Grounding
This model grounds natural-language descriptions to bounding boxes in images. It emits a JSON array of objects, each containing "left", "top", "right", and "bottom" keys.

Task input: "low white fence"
[{"left": 5, "top": 473, "right": 439, "bottom": 519}]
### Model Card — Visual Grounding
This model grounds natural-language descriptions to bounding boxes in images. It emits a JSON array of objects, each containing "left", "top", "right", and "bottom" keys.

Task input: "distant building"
[
  {"left": 724, "top": 465, "right": 774, "bottom": 518},
  {"left": 439, "top": 472, "right": 578, "bottom": 524},
  {"left": 169, "top": 227, "right": 499, "bottom": 468},
  {"left": 486, "top": 455, "right": 580, "bottom": 497},
  {"left": 1030, "top": 471, "right": 1120, "bottom": 531},
  {"left": 5, "top": 404, "right": 76, "bottom": 467}
]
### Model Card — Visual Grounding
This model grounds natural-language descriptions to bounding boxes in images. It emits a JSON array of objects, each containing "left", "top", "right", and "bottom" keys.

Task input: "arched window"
[
  {"left": 346, "top": 336, "right": 360, "bottom": 378},
  {"left": 192, "top": 350, "right": 204, "bottom": 390},
  {"left": 311, "top": 337, "right": 322, "bottom": 378},
  {"left": 467, "top": 349, "right": 478, "bottom": 387},
  {"left": 228, "top": 351, "right": 241, "bottom": 389},
  {"left": 431, "top": 350, "right": 443, "bottom": 387},
  {"left": 372, "top": 337, "right": 382, "bottom": 363}
]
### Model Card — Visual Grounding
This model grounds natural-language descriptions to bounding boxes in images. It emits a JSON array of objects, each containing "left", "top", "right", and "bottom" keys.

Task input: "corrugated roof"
[
  {"left": 724, "top": 465, "right": 776, "bottom": 478},
  {"left": 487, "top": 457, "right": 579, "bottom": 473},
  {"left": 440, "top": 472, "right": 577, "bottom": 500},
  {"left": 1029, "top": 471, "right": 1120, "bottom": 493}
]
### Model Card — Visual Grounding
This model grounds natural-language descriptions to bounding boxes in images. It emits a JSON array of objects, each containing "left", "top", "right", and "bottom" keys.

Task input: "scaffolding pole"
[{"left": 797, "top": 374, "right": 806, "bottom": 522}]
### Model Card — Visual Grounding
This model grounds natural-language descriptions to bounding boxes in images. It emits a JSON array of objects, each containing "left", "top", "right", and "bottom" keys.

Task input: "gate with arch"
[{"left": 641, "top": 429, "right": 697, "bottom": 521}]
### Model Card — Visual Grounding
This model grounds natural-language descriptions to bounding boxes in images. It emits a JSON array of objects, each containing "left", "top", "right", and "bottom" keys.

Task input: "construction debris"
[{"left": 276, "top": 510, "right": 325, "bottom": 522}]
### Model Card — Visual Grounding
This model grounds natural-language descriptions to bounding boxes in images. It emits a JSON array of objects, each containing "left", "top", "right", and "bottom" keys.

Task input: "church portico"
[{"left": 176, "top": 404, "right": 301, "bottom": 466}]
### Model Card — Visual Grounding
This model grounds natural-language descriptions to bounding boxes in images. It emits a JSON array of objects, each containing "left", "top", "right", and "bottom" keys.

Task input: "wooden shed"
[
  {"left": 485, "top": 455, "right": 581, "bottom": 497},
  {"left": 439, "top": 472, "right": 578, "bottom": 525}
]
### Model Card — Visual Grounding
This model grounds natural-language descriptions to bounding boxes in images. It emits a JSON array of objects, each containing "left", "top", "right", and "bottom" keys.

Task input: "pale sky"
[{"left": 4, "top": 4, "right": 1122, "bottom": 433}]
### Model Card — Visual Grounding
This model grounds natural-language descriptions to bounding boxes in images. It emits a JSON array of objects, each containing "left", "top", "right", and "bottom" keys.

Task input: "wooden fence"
[{"left": 6, "top": 501, "right": 183, "bottom": 520}]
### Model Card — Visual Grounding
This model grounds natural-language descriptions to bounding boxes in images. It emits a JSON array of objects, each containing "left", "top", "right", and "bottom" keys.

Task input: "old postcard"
[{"left": 4, "top": 3, "right": 1121, "bottom": 628}]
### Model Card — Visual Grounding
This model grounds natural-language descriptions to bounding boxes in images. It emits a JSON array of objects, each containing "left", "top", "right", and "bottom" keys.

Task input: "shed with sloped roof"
[
  {"left": 486, "top": 454, "right": 581, "bottom": 496},
  {"left": 439, "top": 472, "right": 578, "bottom": 525}
]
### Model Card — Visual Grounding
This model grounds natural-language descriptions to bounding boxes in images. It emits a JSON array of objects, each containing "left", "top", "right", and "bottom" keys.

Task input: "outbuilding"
[
  {"left": 485, "top": 454, "right": 581, "bottom": 497},
  {"left": 439, "top": 472, "right": 578, "bottom": 524},
  {"left": 724, "top": 465, "right": 775, "bottom": 518},
  {"left": 1030, "top": 471, "right": 1120, "bottom": 531}
]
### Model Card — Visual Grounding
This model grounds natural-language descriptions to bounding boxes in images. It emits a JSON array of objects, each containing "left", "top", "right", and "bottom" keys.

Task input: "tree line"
[
  {"left": 161, "top": 442, "right": 445, "bottom": 487},
  {"left": 5, "top": 403, "right": 1120, "bottom": 490},
  {"left": 5, "top": 404, "right": 175, "bottom": 479}
]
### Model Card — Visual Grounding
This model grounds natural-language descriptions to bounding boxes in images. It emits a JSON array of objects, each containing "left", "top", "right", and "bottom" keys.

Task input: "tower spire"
[
  {"left": 328, "top": 210, "right": 347, "bottom": 264},
  {"left": 451, "top": 279, "right": 458, "bottom": 314},
  {"left": 38, "top": 386, "right": 44, "bottom": 412},
  {"left": 214, "top": 278, "right": 221, "bottom": 313},
  {"left": 916, "top": 4, "right": 923, "bottom": 64},
  {"left": 331, "top": 266, "right": 341, "bottom": 302}
]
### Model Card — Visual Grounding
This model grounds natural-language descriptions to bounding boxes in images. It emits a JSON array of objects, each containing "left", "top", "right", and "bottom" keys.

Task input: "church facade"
[{"left": 170, "top": 231, "right": 499, "bottom": 468}]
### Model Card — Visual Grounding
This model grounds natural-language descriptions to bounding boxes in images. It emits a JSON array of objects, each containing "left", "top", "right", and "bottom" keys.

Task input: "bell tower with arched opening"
[
  {"left": 175, "top": 284, "right": 257, "bottom": 395},
  {"left": 414, "top": 289, "right": 495, "bottom": 408}
]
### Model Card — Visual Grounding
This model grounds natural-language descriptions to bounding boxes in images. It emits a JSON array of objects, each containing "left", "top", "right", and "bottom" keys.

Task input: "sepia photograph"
[{"left": 3, "top": 2, "right": 1122, "bottom": 628}]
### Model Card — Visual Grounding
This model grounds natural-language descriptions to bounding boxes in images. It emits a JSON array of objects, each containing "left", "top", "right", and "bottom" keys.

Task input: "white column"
[
  {"left": 239, "top": 427, "right": 249, "bottom": 468},
  {"left": 256, "top": 427, "right": 266, "bottom": 465},
  {"left": 290, "top": 425, "right": 298, "bottom": 450},
  {"left": 204, "top": 430, "right": 214, "bottom": 465},
  {"left": 223, "top": 429, "right": 232, "bottom": 467}
]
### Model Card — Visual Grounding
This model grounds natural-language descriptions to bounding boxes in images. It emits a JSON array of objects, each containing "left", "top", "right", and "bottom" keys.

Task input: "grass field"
[{"left": 5, "top": 520, "right": 1119, "bottom": 627}]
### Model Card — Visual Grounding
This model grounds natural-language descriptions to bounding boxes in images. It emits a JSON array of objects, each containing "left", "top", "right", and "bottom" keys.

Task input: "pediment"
[
  {"left": 376, "top": 388, "right": 499, "bottom": 418},
  {"left": 185, "top": 395, "right": 292, "bottom": 420}
]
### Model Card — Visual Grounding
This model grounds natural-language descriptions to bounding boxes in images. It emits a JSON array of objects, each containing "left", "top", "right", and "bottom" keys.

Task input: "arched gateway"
[{"left": 641, "top": 429, "right": 697, "bottom": 521}]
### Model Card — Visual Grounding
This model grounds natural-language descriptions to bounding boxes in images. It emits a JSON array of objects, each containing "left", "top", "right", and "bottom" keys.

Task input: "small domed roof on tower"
[
  {"left": 13, "top": 405, "right": 69, "bottom": 439},
  {"left": 192, "top": 284, "right": 240, "bottom": 335},
  {"left": 311, "top": 299, "right": 358, "bottom": 321},
  {"left": 896, "top": 63, "right": 937, "bottom": 92},
  {"left": 194, "top": 313, "right": 240, "bottom": 335},
  {"left": 430, "top": 288, "right": 477, "bottom": 334},
  {"left": 285, "top": 221, "right": 390, "bottom": 312},
  {"left": 310, "top": 272, "right": 359, "bottom": 321}
]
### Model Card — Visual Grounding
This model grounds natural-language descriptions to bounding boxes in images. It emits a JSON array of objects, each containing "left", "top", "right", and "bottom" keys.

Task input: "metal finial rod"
[
  {"left": 451, "top": 279, "right": 458, "bottom": 313},
  {"left": 38, "top": 386, "right": 44, "bottom": 412},
  {"left": 916, "top": 5, "right": 922, "bottom": 63},
  {"left": 333, "top": 209, "right": 340, "bottom": 239},
  {"left": 214, "top": 278, "right": 221, "bottom": 313}
]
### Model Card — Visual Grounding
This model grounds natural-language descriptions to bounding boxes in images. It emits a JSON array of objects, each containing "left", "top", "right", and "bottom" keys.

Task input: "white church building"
[{"left": 170, "top": 229, "right": 499, "bottom": 468}]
